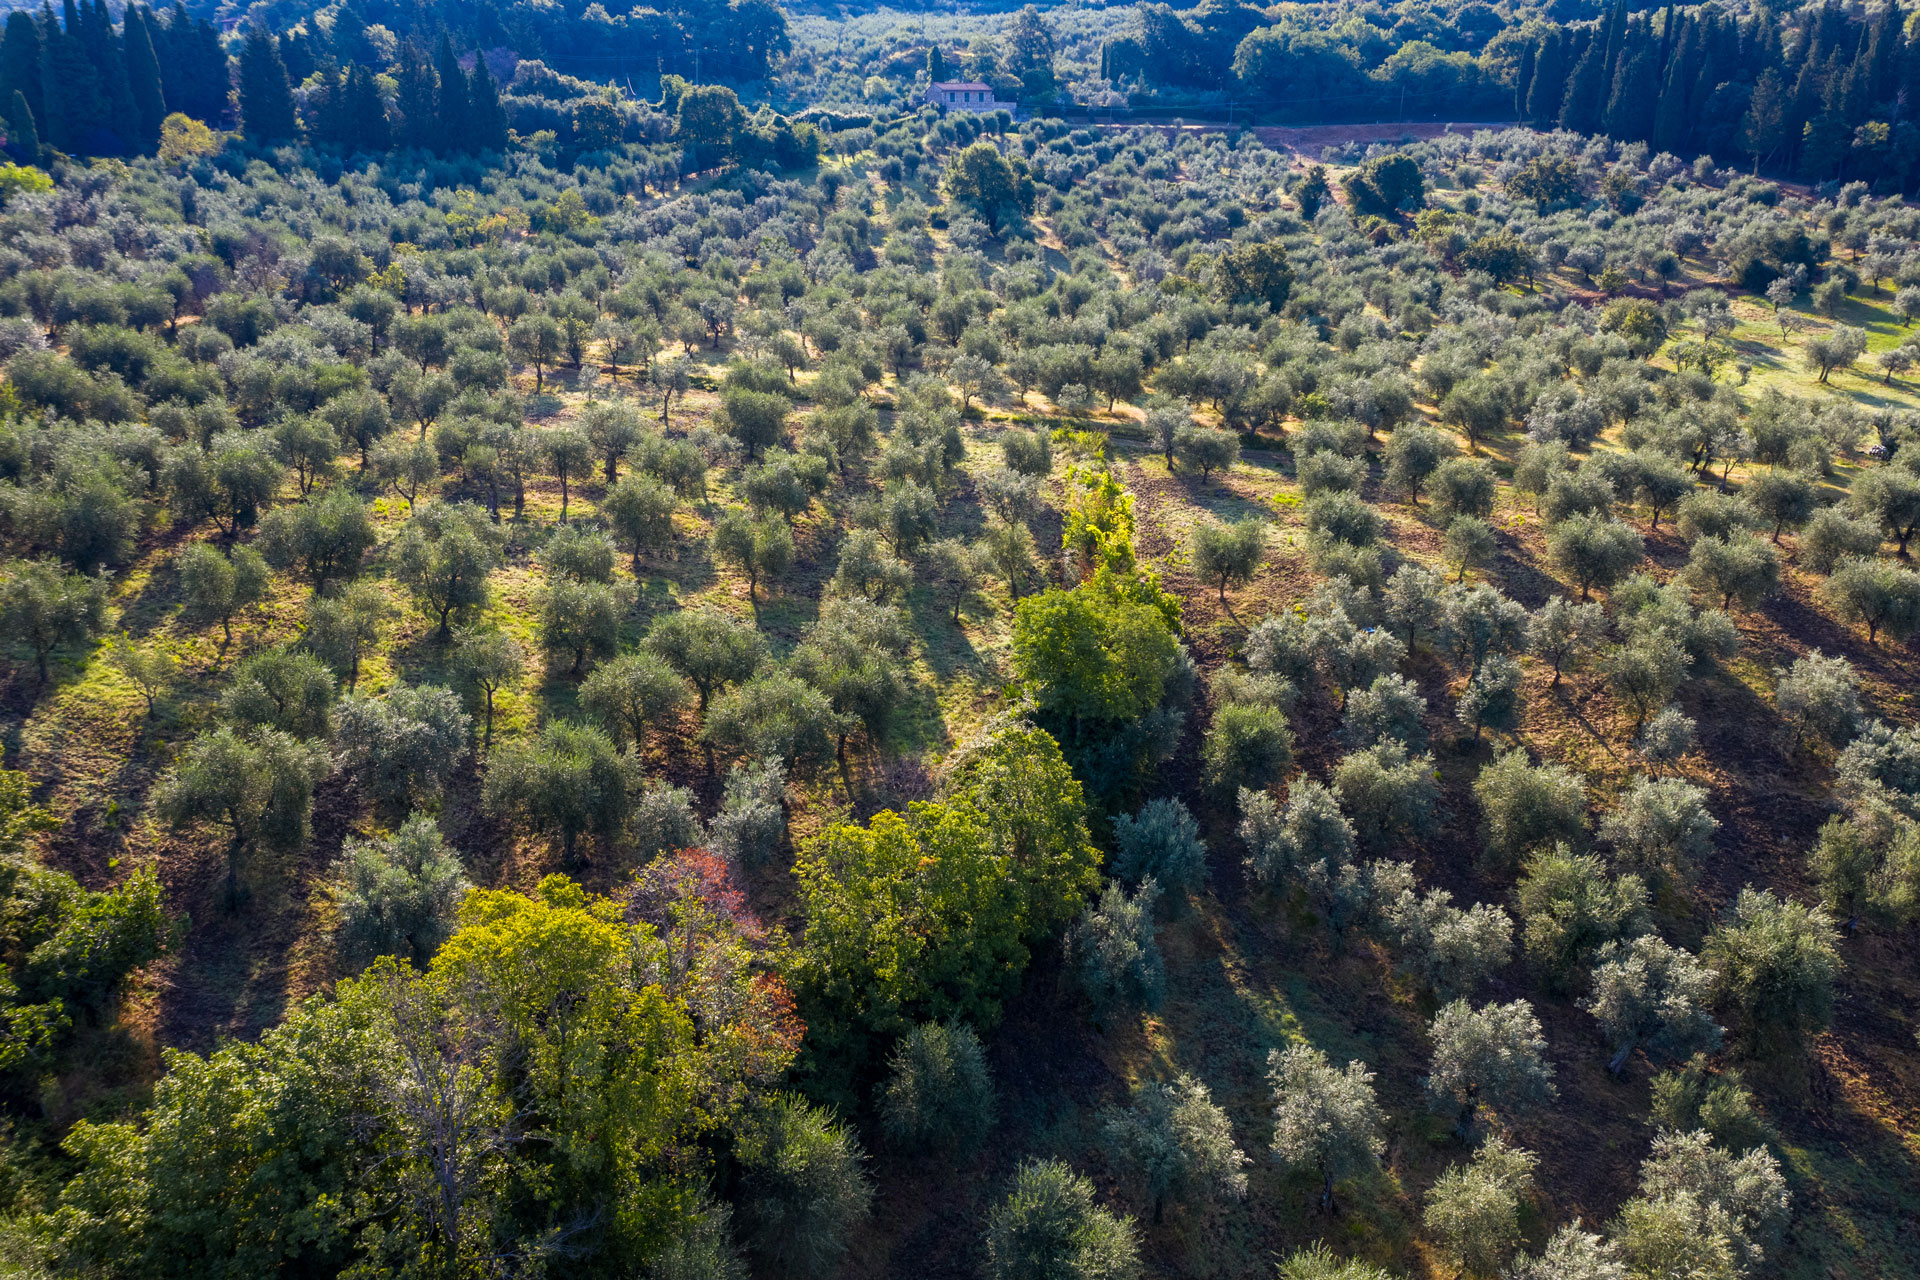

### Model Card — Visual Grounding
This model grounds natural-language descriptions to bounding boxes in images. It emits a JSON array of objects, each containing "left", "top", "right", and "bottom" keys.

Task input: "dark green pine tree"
[
  {"left": 40, "top": 0, "right": 105, "bottom": 155},
  {"left": 343, "top": 62, "right": 388, "bottom": 152},
  {"left": 0, "top": 10, "right": 44, "bottom": 140},
  {"left": 391, "top": 40, "right": 435, "bottom": 151},
  {"left": 236, "top": 28, "right": 297, "bottom": 144},
  {"left": 5, "top": 89, "right": 40, "bottom": 163},
  {"left": 467, "top": 55, "right": 506, "bottom": 154},
  {"left": 432, "top": 35, "right": 467, "bottom": 153},
  {"left": 121, "top": 5, "right": 165, "bottom": 152}
]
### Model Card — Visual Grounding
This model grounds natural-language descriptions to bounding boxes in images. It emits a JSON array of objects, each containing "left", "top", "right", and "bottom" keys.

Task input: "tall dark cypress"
[
  {"left": 5, "top": 89, "right": 39, "bottom": 163},
  {"left": 0, "top": 10, "right": 43, "bottom": 137},
  {"left": 41, "top": 0, "right": 104, "bottom": 155},
  {"left": 81, "top": 0, "right": 134, "bottom": 152},
  {"left": 1512, "top": 39, "right": 1535, "bottom": 122},
  {"left": 392, "top": 39, "right": 436, "bottom": 151},
  {"left": 432, "top": 34, "right": 467, "bottom": 153},
  {"left": 344, "top": 62, "right": 388, "bottom": 152},
  {"left": 1524, "top": 30, "right": 1566, "bottom": 128},
  {"left": 236, "top": 28, "right": 297, "bottom": 143},
  {"left": 122, "top": 5, "right": 165, "bottom": 151},
  {"left": 1559, "top": 29, "right": 1609, "bottom": 134},
  {"left": 191, "top": 16, "right": 228, "bottom": 124},
  {"left": 467, "top": 55, "right": 506, "bottom": 154},
  {"left": 1650, "top": 18, "right": 1697, "bottom": 157}
]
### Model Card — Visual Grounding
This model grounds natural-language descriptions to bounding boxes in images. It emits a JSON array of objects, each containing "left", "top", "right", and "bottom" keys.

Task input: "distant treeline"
[
  {"left": 0, "top": 0, "right": 791, "bottom": 162},
  {"left": 1102, "top": 0, "right": 1920, "bottom": 191}
]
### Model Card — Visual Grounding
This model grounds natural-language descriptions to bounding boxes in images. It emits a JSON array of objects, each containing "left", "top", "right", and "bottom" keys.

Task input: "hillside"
[{"left": 1, "top": 18, "right": 1920, "bottom": 1280}]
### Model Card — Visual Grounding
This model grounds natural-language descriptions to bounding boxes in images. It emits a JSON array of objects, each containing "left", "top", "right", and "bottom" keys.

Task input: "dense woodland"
[{"left": 0, "top": 2, "right": 1918, "bottom": 1280}]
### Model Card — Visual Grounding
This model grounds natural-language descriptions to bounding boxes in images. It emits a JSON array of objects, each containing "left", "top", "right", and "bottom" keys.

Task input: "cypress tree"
[
  {"left": 467, "top": 55, "right": 506, "bottom": 154},
  {"left": 393, "top": 39, "right": 435, "bottom": 150},
  {"left": 1559, "top": 31, "right": 1609, "bottom": 134},
  {"left": 1524, "top": 30, "right": 1566, "bottom": 128},
  {"left": 236, "top": 28, "right": 297, "bottom": 143},
  {"left": 122, "top": 5, "right": 165, "bottom": 151},
  {"left": 1511, "top": 39, "right": 1534, "bottom": 121},
  {"left": 5, "top": 88, "right": 40, "bottom": 163},
  {"left": 0, "top": 10, "right": 43, "bottom": 135},
  {"left": 343, "top": 62, "right": 388, "bottom": 152},
  {"left": 41, "top": 0, "right": 105, "bottom": 155},
  {"left": 432, "top": 34, "right": 466, "bottom": 153},
  {"left": 81, "top": 0, "right": 134, "bottom": 152},
  {"left": 190, "top": 15, "right": 229, "bottom": 125},
  {"left": 1650, "top": 18, "right": 1696, "bottom": 156}
]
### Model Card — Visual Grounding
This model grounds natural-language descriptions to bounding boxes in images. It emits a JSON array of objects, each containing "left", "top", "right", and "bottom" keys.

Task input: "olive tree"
[
  {"left": 1515, "top": 846, "right": 1650, "bottom": 991},
  {"left": 1423, "top": 1138, "right": 1537, "bottom": 1278},
  {"left": 645, "top": 607, "right": 765, "bottom": 714},
  {"left": 1102, "top": 1073, "right": 1249, "bottom": 1221},
  {"left": 1266, "top": 1043, "right": 1385, "bottom": 1211},
  {"left": 482, "top": 720, "right": 640, "bottom": 863},
  {"left": 1598, "top": 775, "right": 1718, "bottom": 888},
  {"left": 1474, "top": 749, "right": 1588, "bottom": 871},
  {"left": 982, "top": 1160, "right": 1140, "bottom": 1280},
  {"left": 328, "top": 811, "right": 471, "bottom": 970},
  {"left": 330, "top": 682, "right": 471, "bottom": 814},
  {"left": 176, "top": 541, "right": 268, "bottom": 643},
  {"left": 1190, "top": 517, "right": 1265, "bottom": 603},
  {"left": 1583, "top": 935, "right": 1723, "bottom": 1074},
  {"left": 1380, "top": 883, "right": 1514, "bottom": 999},
  {"left": 1773, "top": 649, "right": 1863, "bottom": 749},
  {"left": 1112, "top": 797, "right": 1207, "bottom": 898},
  {"left": 878, "top": 1022, "right": 997, "bottom": 1154},
  {"left": 1425, "top": 998, "right": 1557, "bottom": 1140},
  {"left": 1701, "top": 887, "right": 1841, "bottom": 1058},
  {"left": 734, "top": 1096, "right": 873, "bottom": 1280},
  {"left": 1069, "top": 879, "right": 1165, "bottom": 1028},
  {"left": 0, "top": 558, "right": 109, "bottom": 682},
  {"left": 391, "top": 502, "right": 505, "bottom": 637},
  {"left": 580, "top": 651, "right": 692, "bottom": 755},
  {"left": 155, "top": 726, "right": 330, "bottom": 905},
  {"left": 1332, "top": 741, "right": 1440, "bottom": 851}
]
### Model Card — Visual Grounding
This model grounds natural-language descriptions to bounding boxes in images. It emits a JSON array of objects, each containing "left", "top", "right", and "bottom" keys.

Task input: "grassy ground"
[{"left": 5, "top": 150, "right": 1920, "bottom": 1278}]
